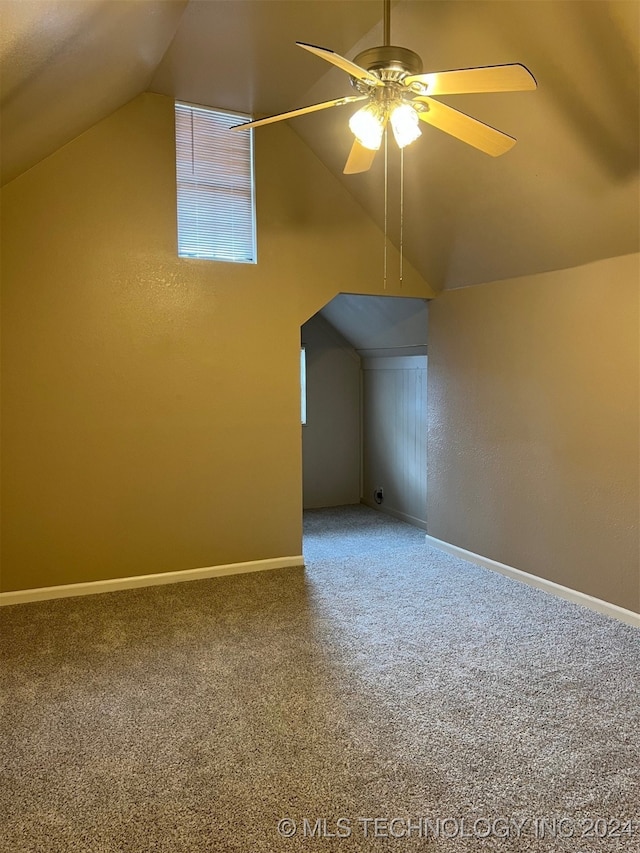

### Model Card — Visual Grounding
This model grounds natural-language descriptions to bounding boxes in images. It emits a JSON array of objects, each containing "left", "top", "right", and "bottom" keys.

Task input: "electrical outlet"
[{"left": 374, "top": 487, "right": 384, "bottom": 505}]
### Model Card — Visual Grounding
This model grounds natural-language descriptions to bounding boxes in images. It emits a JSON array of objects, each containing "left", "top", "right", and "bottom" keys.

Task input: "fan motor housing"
[{"left": 351, "top": 45, "right": 423, "bottom": 89}]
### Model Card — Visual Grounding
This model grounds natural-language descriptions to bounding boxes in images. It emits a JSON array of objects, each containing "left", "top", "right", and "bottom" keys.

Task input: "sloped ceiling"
[
  {"left": 1, "top": 0, "right": 638, "bottom": 290},
  {"left": 150, "top": 1, "right": 382, "bottom": 117},
  {"left": 320, "top": 294, "right": 427, "bottom": 353},
  {"left": 0, "top": 0, "right": 188, "bottom": 184},
  {"left": 292, "top": 0, "right": 640, "bottom": 288}
]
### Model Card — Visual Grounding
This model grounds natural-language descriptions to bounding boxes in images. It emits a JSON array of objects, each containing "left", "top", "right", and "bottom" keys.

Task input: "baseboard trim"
[
  {"left": 425, "top": 536, "right": 640, "bottom": 628},
  {"left": 0, "top": 556, "right": 305, "bottom": 607},
  {"left": 361, "top": 500, "right": 428, "bottom": 531}
]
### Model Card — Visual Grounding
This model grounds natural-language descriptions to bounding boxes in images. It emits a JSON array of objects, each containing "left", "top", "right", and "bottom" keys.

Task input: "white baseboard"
[
  {"left": 425, "top": 535, "right": 640, "bottom": 629},
  {"left": 0, "top": 555, "right": 305, "bottom": 607},
  {"left": 361, "top": 500, "right": 428, "bottom": 531}
]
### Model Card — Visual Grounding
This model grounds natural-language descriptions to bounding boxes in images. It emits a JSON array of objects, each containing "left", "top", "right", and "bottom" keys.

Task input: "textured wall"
[
  {"left": 0, "top": 93, "right": 433, "bottom": 592},
  {"left": 427, "top": 254, "right": 640, "bottom": 612},
  {"left": 362, "top": 356, "right": 427, "bottom": 528},
  {"left": 302, "top": 314, "right": 361, "bottom": 509}
]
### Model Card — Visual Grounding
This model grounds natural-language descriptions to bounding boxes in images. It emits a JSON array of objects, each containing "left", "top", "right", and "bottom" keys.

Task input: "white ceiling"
[{"left": 1, "top": 0, "right": 638, "bottom": 290}]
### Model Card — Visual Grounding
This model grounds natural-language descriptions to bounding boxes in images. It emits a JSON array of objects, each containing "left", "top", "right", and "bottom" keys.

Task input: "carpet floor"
[{"left": 1, "top": 504, "right": 639, "bottom": 852}]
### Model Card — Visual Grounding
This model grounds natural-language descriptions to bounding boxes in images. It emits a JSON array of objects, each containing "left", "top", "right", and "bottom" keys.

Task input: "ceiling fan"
[{"left": 232, "top": 0, "right": 537, "bottom": 174}]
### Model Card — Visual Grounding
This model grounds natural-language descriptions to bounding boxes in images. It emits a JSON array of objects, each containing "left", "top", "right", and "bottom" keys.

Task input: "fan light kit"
[{"left": 231, "top": 0, "right": 537, "bottom": 174}]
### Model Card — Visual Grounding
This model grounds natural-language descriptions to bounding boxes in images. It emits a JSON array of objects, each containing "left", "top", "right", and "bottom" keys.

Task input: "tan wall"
[
  {"left": 302, "top": 314, "right": 361, "bottom": 509},
  {"left": 427, "top": 254, "right": 640, "bottom": 612},
  {"left": 0, "top": 93, "right": 434, "bottom": 593}
]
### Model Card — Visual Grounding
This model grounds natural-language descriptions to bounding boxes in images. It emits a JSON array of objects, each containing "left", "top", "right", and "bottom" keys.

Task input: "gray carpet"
[
  {"left": 303, "top": 504, "right": 426, "bottom": 560},
  {"left": 1, "top": 504, "right": 639, "bottom": 852}
]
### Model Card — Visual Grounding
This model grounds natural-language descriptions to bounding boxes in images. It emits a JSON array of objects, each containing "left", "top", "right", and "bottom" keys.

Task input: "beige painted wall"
[
  {"left": 0, "top": 92, "right": 434, "bottom": 593},
  {"left": 427, "top": 254, "right": 640, "bottom": 612},
  {"left": 302, "top": 314, "right": 361, "bottom": 509}
]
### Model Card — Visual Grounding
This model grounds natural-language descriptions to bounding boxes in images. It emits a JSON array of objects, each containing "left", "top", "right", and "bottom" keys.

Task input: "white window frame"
[
  {"left": 175, "top": 102, "right": 257, "bottom": 264},
  {"left": 301, "top": 346, "right": 307, "bottom": 426}
]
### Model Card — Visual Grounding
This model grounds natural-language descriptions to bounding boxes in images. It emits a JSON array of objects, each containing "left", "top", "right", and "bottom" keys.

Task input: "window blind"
[{"left": 175, "top": 103, "right": 256, "bottom": 263}]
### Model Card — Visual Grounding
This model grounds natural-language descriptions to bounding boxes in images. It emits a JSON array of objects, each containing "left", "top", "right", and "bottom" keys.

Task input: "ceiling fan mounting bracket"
[{"left": 350, "top": 45, "right": 423, "bottom": 92}]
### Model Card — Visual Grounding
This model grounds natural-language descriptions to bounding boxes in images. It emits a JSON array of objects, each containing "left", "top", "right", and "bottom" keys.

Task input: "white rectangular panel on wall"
[{"left": 362, "top": 356, "right": 427, "bottom": 528}]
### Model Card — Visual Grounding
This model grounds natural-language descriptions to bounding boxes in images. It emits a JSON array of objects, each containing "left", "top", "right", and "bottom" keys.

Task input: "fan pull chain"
[
  {"left": 383, "top": 127, "right": 388, "bottom": 290},
  {"left": 399, "top": 146, "right": 404, "bottom": 286}
]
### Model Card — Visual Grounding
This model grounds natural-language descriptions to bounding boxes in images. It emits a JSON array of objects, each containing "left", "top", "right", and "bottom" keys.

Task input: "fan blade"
[
  {"left": 343, "top": 140, "right": 377, "bottom": 174},
  {"left": 296, "top": 42, "right": 384, "bottom": 88},
  {"left": 415, "top": 97, "right": 516, "bottom": 156},
  {"left": 230, "top": 95, "right": 367, "bottom": 130},
  {"left": 405, "top": 63, "right": 537, "bottom": 95}
]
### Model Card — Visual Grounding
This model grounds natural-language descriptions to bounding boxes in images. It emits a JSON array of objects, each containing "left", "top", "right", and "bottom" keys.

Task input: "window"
[
  {"left": 175, "top": 102, "right": 256, "bottom": 263},
  {"left": 301, "top": 346, "right": 307, "bottom": 426}
]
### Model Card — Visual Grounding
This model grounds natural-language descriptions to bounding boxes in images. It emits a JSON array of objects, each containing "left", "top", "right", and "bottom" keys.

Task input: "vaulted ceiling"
[{"left": 1, "top": 0, "right": 638, "bottom": 290}]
